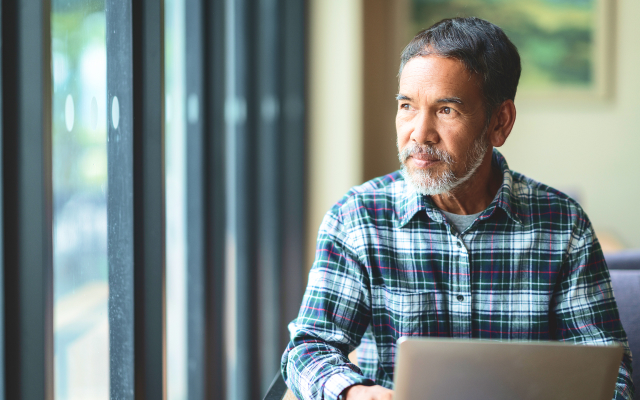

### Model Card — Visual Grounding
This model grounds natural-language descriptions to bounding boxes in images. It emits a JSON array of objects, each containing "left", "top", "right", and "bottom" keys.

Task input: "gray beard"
[{"left": 398, "top": 130, "right": 489, "bottom": 196}]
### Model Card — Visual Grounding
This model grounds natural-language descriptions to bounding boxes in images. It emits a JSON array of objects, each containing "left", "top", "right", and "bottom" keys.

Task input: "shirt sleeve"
[
  {"left": 281, "top": 209, "right": 374, "bottom": 400},
  {"left": 552, "top": 218, "right": 635, "bottom": 400}
]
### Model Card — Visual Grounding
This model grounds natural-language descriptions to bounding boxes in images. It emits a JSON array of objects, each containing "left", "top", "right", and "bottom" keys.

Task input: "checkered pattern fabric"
[{"left": 281, "top": 149, "right": 634, "bottom": 400}]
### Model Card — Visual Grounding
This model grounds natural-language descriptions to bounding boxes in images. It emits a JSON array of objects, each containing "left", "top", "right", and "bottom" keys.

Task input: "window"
[
  {"left": 2, "top": 1, "right": 306, "bottom": 399},
  {"left": 165, "top": 0, "right": 188, "bottom": 397},
  {"left": 51, "top": 1, "right": 109, "bottom": 398}
]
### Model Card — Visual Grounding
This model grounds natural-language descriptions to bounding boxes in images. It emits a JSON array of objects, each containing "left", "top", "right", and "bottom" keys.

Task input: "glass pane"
[
  {"left": 52, "top": 0, "right": 109, "bottom": 399},
  {"left": 165, "top": 0, "right": 188, "bottom": 398}
]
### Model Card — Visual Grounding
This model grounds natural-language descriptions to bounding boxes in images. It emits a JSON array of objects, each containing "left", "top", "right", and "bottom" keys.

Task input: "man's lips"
[{"left": 409, "top": 155, "right": 440, "bottom": 168}]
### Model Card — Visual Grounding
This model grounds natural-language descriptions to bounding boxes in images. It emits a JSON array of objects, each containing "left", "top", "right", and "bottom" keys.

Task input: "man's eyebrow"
[
  {"left": 395, "top": 94, "right": 411, "bottom": 101},
  {"left": 437, "top": 97, "right": 463, "bottom": 104}
]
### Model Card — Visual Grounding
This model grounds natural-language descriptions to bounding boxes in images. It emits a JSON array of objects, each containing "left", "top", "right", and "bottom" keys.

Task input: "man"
[{"left": 281, "top": 17, "right": 634, "bottom": 400}]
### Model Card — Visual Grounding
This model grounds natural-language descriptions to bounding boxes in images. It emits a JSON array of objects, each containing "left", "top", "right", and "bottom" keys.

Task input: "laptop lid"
[{"left": 393, "top": 338, "right": 623, "bottom": 400}]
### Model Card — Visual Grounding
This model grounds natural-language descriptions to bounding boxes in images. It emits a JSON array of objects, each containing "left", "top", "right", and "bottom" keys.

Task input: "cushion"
[{"left": 609, "top": 269, "right": 640, "bottom": 395}]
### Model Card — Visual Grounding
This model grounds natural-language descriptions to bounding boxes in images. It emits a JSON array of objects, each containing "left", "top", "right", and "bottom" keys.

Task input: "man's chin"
[{"left": 401, "top": 167, "right": 454, "bottom": 196}]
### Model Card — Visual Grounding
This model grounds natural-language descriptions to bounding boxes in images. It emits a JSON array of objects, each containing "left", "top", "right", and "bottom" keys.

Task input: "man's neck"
[{"left": 430, "top": 151, "right": 503, "bottom": 215}]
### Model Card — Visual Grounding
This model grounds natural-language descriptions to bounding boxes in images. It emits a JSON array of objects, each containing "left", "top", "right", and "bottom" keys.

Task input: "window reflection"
[
  {"left": 52, "top": 0, "right": 109, "bottom": 398},
  {"left": 165, "top": 0, "right": 188, "bottom": 398}
]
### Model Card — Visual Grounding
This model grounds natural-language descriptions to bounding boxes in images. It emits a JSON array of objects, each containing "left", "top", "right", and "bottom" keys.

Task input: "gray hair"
[{"left": 399, "top": 17, "right": 521, "bottom": 119}]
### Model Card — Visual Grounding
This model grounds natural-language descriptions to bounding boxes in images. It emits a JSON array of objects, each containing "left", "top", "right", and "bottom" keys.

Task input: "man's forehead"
[{"left": 398, "top": 55, "right": 480, "bottom": 99}]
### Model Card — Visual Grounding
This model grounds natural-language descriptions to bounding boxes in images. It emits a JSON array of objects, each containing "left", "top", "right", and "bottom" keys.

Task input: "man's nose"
[{"left": 410, "top": 111, "right": 439, "bottom": 145}]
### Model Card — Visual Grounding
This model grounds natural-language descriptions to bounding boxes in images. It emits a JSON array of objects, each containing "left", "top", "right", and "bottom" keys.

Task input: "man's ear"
[{"left": 487, "top": 99, "right": 516, "bottom": 147}]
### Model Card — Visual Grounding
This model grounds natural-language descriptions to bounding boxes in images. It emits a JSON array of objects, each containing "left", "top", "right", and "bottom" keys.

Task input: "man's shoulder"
[
  {"left": 509, "top": 169, "right": 589, "bottom": 227},
  {"left": 327, "top": 171, "right": 406, "bottom": 221}
]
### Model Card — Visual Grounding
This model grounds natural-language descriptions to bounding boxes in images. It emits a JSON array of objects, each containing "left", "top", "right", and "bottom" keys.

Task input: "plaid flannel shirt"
[{"left": 282, "top": 149, "right": 634, "bottom": 400}]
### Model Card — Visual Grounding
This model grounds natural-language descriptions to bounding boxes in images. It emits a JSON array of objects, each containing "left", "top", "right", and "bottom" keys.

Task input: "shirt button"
[
  {"left": 456, "top": 241, "right": 462, "bottom": 248},
  {"left": 457, "top": 295, "right": 464, "bottom": 302}
]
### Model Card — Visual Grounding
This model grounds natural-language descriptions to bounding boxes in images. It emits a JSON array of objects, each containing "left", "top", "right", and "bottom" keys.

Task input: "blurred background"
[
  {"left": 43, "top": 0, "right": 639, "bottom": 399},
  {"left": 306, "top": 0, "right": 639, "bottom": 272}
]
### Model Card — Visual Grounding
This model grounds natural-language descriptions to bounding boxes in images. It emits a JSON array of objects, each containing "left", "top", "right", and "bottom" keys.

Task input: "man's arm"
[
  {"left": 281, "top": 211, "right": 374, "bottom": 400},
  {"left": 553, "top": 218, "right": 634, "bottom": 400}
]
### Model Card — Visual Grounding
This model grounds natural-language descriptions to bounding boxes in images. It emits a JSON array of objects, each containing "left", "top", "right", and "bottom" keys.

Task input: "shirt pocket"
[
  {"left": 473, "top": 294, "right": 550, "bottom": 340},
  {"left": 382, "top": 287, "right": 438, "bottom": 338}
]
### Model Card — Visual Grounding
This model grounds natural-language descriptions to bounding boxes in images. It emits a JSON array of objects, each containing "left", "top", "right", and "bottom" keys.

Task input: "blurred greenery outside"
[
  {"left": 52, "top": 3, "right": 107, "bottom": 190},
  {"left": 52, "top": 2, "right": 108, "bottom": 298},
  {"left": 411, "top": 0, "right": 596, "bottom": 91},
  {"left": 52, "top": 2, "right": 110, "bottom": 399}
]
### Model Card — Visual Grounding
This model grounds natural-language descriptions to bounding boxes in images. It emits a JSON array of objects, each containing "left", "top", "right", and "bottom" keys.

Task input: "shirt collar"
[
  {"left": 396, "top": 148, "right": 523, "bottom": 228},
  {"left": 486, "top": 149, "right": 523, "bottom": 225},
  {"left": 395, "top": 181, "right": 427, "bottom": 228}
]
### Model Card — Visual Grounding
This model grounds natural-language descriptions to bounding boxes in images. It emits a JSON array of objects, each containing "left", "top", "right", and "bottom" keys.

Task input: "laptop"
[{"left": 393, "top": 338, "right": 623, "bottom": 400}]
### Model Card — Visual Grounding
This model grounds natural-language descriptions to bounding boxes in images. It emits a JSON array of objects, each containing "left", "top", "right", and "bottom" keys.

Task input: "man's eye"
[
  {"left": 400, "top": 103, "right": 410, "bottom": 110},
  {"left": 443, "top": 107, "right": 452, "bottom": 114}
]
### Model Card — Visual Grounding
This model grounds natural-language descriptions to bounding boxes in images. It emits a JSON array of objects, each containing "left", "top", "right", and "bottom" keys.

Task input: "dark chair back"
[
  {"left": 263, "top": 373, "right": 298, "bottom": 400},
  {"left": 607, "top": 250, "right": 640, "bottom": 397}
]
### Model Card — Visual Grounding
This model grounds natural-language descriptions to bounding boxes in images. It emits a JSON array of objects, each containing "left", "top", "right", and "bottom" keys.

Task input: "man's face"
[{"left": 396, "top": 55, "right": 491, "bottom": 195}]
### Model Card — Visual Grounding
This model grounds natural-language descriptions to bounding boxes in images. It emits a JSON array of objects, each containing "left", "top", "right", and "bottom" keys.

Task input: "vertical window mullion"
[
  {"left": 279, "top": 0, "right": 307, "bottom": 349},
  {"left": 1, "top": 0, "right": 54, "bottom": 399},
  {"left": 107, "top": 0, "right": 166, "bottom": 398},
  {"left": 132, "top": 0, "right": 166, "bottom": 398},
  {"left": 0, "top": 0, "right": 5, "bottom": 397},
  {"left": 204, "top": 0, "right": 227, "bottom": 398},
  {"left": 184, "top": 0, "right": 206, "bottom": 398},
  {"left": 106, "top": 0, "right": 135, "bottom": 397},
  {"left": 256, "top": 0, "right": 283, "bottom": 393},
  {"left": 224, "top": 0, "right": 259, "bottom": 399}
]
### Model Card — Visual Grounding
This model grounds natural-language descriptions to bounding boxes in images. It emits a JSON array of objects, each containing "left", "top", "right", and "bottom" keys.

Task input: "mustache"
[{"left": 398, "top": 143, "right": 454, "bottom": 164}]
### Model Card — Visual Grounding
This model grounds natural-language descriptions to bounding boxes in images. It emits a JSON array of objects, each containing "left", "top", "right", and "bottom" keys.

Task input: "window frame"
[
  {"left": 0, "top": 0, "right": 308, "bottom": 398},
  {"left": 107, "top": 0, "right": 166, "bottom": 397},
  {"left": 2, "top": 0, "right": 54, "bottom": 399}
]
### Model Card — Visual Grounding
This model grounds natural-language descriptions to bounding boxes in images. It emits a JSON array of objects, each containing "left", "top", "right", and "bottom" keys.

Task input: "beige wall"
[
  {"left": 306, "top": 0, "right": 364, "bottom": 270},
  {"left": 306, "top": 0, "right": 640, "bottom": 272},
  {"left": 501, "top": 0, "right": 640, "bottom": 249},
  {"left": 306, "top": 0, "right": 408, "bottom": 271},
  {"left": 362, "top": 0, "right": 409, "bottom": 181}
]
